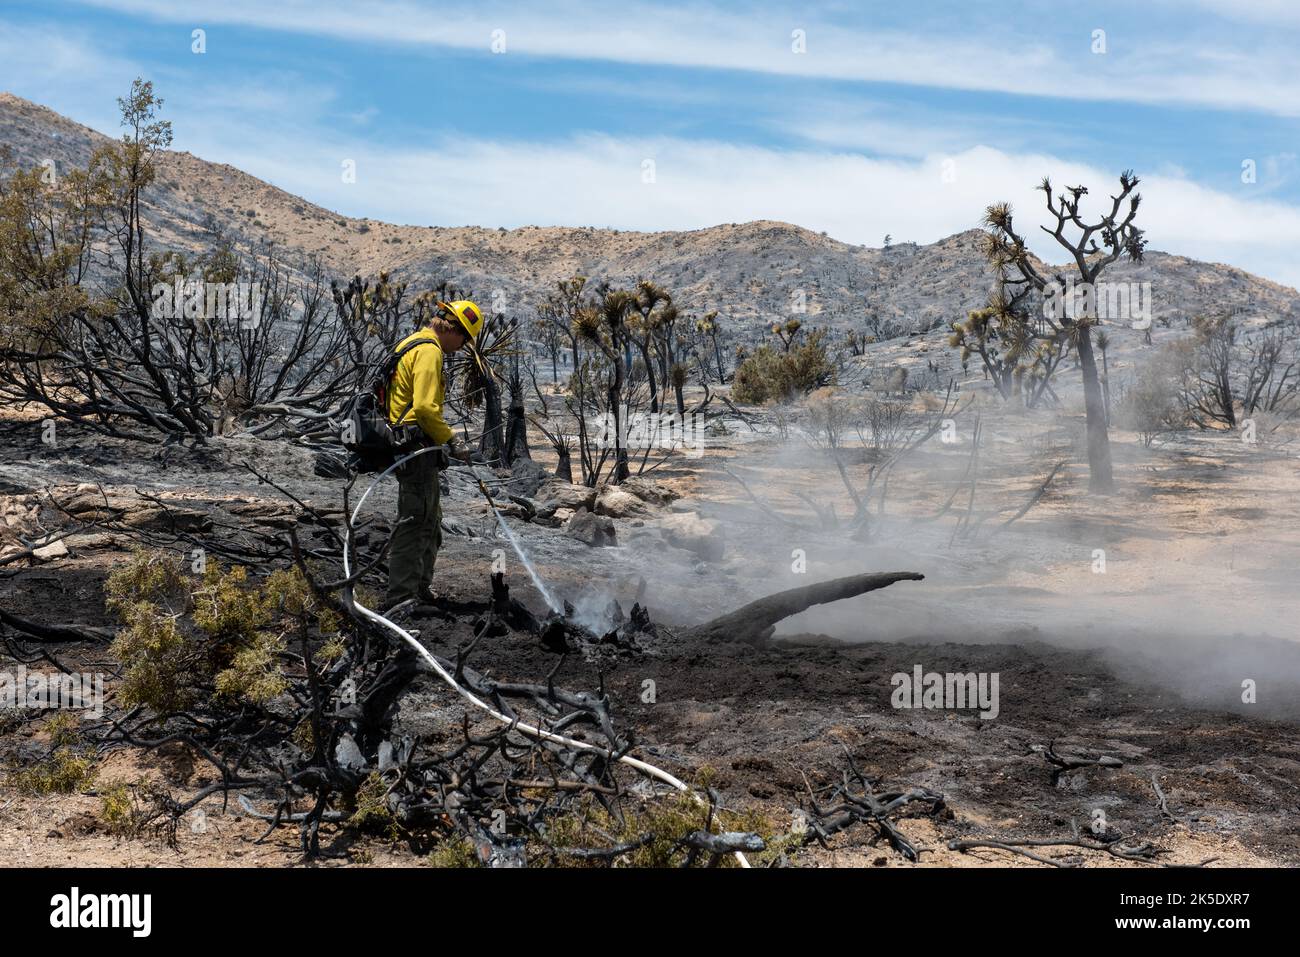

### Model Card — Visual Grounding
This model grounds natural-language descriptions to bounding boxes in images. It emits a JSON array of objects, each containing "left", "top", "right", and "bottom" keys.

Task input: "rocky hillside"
[{"left": 3, "top": 92, "right": 1298, "bottom": 340}]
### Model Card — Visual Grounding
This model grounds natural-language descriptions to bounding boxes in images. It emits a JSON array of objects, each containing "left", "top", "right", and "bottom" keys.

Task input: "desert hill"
[{"left": 3, "top": 91, "right": 1297, "bottom": 337}]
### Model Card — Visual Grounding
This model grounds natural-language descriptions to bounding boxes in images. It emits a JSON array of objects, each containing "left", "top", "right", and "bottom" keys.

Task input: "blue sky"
[{"left": 3, "top": 0, "right": 1300, "bottom": 286}]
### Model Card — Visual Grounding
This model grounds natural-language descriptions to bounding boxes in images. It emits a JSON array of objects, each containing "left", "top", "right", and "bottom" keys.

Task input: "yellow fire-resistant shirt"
[{"left": 387, "top": 330, "right": 454, "bottom": 446}]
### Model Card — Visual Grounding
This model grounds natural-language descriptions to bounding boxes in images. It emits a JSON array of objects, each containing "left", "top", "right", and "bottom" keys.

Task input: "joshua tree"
[
  {"left": 576, "top": 287, "right": 637, "bottom": 483},
  {"left": 628, "top": 280, "right": 671, "bottom": 413},
  {"left": 538, "top": 277, "right": 597, "bottom": 482},
  {"left": 530, "top": 313, "right": 565, "bottom": 384},
  {"left": 963, "top": 171, "right": 1147, "bottom": 493},
  {"left": 650, "top": 301, "right": 683, "bottom": 402},
  {"left": 694, "top": 309, "right": 726, "bottom": 382},
  {"left": 772, "top": 317, "right": 803, "bottom": 352}
]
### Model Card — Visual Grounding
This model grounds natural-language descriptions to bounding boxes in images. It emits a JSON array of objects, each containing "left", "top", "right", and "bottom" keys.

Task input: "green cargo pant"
[{"left": 385, "top": 452, "right": 442, "bottom": 608}]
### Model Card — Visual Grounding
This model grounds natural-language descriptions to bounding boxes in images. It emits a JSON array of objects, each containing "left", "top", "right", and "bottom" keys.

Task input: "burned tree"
[
  {"left": 575, "top": 288, "right": 637, "bottom": 483},
  {"left": 949, "top": 305, "right": 1067, "bottom": 408},
  {"left": 956, "top": 171, "right": 1148, "bottom": 493},
  {"left": 502, "top": 354, "right": 532, "bottom": 463},
  {"left": 0, "top": 80, "right": 393, "bottom": 443},
  {"left": 686, "top": 571, "right": 925, "bottom": 644},
  {"left": 1242, "top": 322, "right": 1300, "bottom": 417},
  {"left": 695, "top": 309, "right": 727, "bottom": 383},
  {"left": 537, "top": 277, "right": 602, "bottom": 485},
  {"left": 803, "top": 383, "right": 964, "bottom": 532},
  {"left": 627, "top": 280, "right": 671, "bottom": 413},
  {"left": 1174, "top": 314, "right": 1238, "bottom": 428}
]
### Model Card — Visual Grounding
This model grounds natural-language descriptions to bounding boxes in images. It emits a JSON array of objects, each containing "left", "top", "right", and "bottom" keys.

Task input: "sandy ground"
[{"left": 1, "top": 388, "right": 1298, "bottom": 868}]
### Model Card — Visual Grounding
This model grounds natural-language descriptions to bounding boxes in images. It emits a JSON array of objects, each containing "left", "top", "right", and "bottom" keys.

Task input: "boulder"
[
  {"left": 122, "top": 506, "right": 212, "bottom": 533},
  {"left": 564, "top": 507, "right": 617, "bottom": 547},
  {"left": 63, "top": 533, "right": 125, "bottom": 551},
  {"left": 594, "top": 485, "right": 651, "bottom": 519},
  {"left": 60, "top": 485, "right": 131, "bottom": 516},
  {"left": 619, "top": 476, "right": 680, "bottom": 506},
  {"left": 533, "top": 481, "right": 597, "bottom": 519},
  {"left": 504, "top": 458, "right": 547, "bottom": 498},
  {"left": 32, "top": 538, "right": 69, "bottom": 561},
  {"left": 659, "top": 511, "right": 725, "bottom": 561}
]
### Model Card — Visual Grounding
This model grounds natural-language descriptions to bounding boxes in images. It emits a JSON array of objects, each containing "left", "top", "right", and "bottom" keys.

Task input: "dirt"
[{"left": 2, "top": 396, "right": 1298, "bottom": 868}]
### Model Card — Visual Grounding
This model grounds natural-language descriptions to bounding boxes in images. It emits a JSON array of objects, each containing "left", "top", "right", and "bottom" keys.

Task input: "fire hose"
[{"left": 342, "top": 444, "right": 751, "bottom": 867}]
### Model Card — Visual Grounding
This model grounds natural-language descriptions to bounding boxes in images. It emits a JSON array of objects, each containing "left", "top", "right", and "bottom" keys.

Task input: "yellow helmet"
[{"left": 441, "top": 299, "right": 484, "bottom": 341}]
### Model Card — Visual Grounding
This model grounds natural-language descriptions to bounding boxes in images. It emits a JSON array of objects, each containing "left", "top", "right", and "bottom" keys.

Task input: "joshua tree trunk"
[
  {"left": 637, "top": 339, "right": 659, "bottom": 414},
  {"left": 609, "top": 381, "right": 629, "bottom": 483},
  {"left": 1076, "top": 328, "right": 1114, "bottom": 493},
  {"left": 479, "top": 377, "right": 506, "bottom": 465},
  {"left": 554, "top": 447, "right": 572, "bottom": 483},
  {"left": 504, "top": 401, "right": 531, "bottom": 463},
  {"left": 686, "top": 571, "right": 924, "bottom": 645},
  {"left": 1100, "top": 345, "right": 1112, "bottom": 426}
]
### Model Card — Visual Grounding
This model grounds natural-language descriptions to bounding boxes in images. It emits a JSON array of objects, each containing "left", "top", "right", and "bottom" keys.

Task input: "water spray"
[
  {"left": 341, "top": 444, "right": 750, "bottom": 867},
  {"left": 470, "top": 473, "right": 562, "bottom": 615}
]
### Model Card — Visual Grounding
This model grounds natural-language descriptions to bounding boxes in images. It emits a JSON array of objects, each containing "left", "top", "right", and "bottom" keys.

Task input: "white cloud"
[
  {"left": 76, "top": 0, "right": 1300, "bottom": 116},
  {"left": 1179, "top": 0, "right": 1300, "bottom": 26},
  {"left": 0, "top": 20, "right": 140, "bottom": 128}
]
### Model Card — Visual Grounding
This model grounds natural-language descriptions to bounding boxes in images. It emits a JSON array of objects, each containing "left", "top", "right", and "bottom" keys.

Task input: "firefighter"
[{"left": 383, "top": 299, "right": 483, "bottom": 613}]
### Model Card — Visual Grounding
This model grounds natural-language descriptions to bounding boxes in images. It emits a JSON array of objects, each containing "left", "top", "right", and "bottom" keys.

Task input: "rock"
[
  {"left": 594, "top": 485, "right": 651, "bottom": 518},
  {"left": 60, "top": 487, "right": 129, "bottom": 515},
  {"left": 620, "top": 476, "right": 680, "bottom": 506},
  {"left": 481, "top": 499, "right": 530, "bottom": 519},
  {"left": 659, "top": 511, "right": 725, "bottom": 561},
  {"left": 552, "top": 507, "right": 575, "bottom": 524},
  {"left": 533, "top": 480, "right": 597, "bottom": 519},
  {"left": 2, "top": 495, "right": 40, "bottom": 527},
  {"left": 564, "top": 507, "right": 617, "bottom": 547},
  {"left": 334, "top": 734, "right": 365, "bottom": 771},
  {"left": 123, "top": 507, "right": 212, "bottom": 533},
  {"left": 504, "top": 458, "right": 547, "bottom": 498},
  {"left": 624, "top": 529, "right": 666, "bottom": 552},
  {"left": 32, "top": 539, "right": 69, "bottom": 561},
  {"left": 62, "top": 533, "right": 125, "bottom": 551}
]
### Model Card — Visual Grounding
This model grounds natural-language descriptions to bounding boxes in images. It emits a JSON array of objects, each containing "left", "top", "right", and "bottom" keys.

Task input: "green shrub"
[
  {"left": 105, "top": 550, "right": 328, "bottom": 713},
  {"left": 11, "top": 715, "right": 96, "bottom": 794},
  {"left": 732, "top": 330, "right": 834, "bottom": 404}
]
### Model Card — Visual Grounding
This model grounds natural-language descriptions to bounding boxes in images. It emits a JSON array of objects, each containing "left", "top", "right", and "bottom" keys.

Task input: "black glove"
[{"left": 447, "top": 438, "right": 473, "bottom": 463}]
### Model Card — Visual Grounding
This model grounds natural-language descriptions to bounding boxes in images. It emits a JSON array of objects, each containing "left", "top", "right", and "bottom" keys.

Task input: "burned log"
[{"left": 685, "top": 571, "right": 924, "bottom": 645}]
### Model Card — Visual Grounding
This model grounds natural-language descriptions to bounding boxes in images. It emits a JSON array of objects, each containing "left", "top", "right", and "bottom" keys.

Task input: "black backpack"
[{"left": 341, "top": 338, "right": 437, "bottom": 473}]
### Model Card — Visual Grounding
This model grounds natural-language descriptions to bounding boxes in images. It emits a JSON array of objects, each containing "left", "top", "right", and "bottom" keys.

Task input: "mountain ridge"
[{"left": 2, "top": 91, "right": 1297, "bottom": 337}]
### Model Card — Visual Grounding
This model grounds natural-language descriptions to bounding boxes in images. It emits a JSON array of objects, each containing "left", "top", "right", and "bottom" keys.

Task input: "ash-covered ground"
[{"left": 2, "top": 393, "right": 1298, "bottom": 867}]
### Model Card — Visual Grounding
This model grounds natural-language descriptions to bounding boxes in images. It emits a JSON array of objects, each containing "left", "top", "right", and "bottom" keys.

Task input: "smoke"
[{"left": 619, "top": 385, "right": 1300, "bottom": 719}]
